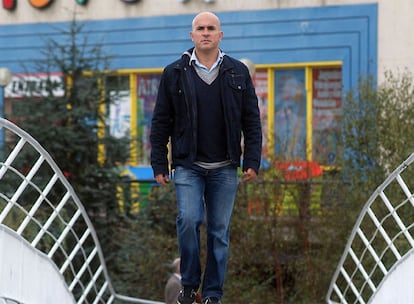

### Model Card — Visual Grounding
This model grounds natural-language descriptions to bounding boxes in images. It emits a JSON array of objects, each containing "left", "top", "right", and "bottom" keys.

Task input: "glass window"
[
  {"left": 274, "top": 69, "right": 307, "bottom": 160},
  {"left": 104, "top": 65, "right": 342, "bottom": 168},
  {"left": 311, "top": 67, "right": 342, "bottom": 166},
  {"left": 136, "top": 74, "right": 161, "bottom": 165},
  {"left": 253, "top": 69, "right": 269, "bottom": 159},
  {"left": 107, "top": 75, "right": 131, "bottom": 139}
]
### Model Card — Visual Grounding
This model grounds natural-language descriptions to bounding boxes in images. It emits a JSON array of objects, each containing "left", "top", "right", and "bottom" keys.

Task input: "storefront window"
[
  {"left": 105, "top": 65, "right": 342, "bottom": 168},
  {"left": 274, "top": 69, "right": 307, "bottom": 160},
  {"left": 311, "top": 67, "right": 342, "bottom": 166},
  {"left": 107, "top": 75, "right": 130, "bottom": 139},
  {"left": 136, "top": 74, "right": 161, "bottom": 165},
  {"left": 253, "top": 69, "right": 269, "bottom": 159}
]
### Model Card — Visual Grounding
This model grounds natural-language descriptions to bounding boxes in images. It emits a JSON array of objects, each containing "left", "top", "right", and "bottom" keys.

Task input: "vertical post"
[
  {"left": 0, "top": 85, "right": 3, "bottom": 119},
  {"left": 0, "top": 67, "right": 12, "bottom": 154}
]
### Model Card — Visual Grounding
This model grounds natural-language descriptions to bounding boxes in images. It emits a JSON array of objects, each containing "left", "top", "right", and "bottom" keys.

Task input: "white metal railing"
[
  {"left": 326, "top": 152, "right": 414, "bottom": 303},
  {"left": 0, "top": 118, "right": 163, "bottom": 304},
  {"left": 0, "top": 298, "right": 21, "bottom": 304}
]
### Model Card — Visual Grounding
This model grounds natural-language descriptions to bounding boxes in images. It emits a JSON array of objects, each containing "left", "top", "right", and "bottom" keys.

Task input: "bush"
[{"left": 109, "top": 70, "right": 414, "bottom": 303}]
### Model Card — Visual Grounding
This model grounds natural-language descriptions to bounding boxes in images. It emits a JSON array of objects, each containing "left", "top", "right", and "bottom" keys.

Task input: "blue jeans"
[{"left": 173, "top": 165, "right": 239, "bottom": 300}]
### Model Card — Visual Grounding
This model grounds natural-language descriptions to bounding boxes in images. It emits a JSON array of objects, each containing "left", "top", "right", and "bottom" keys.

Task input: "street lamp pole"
[
  {"left": 0, "top": 68, "right": 12, "bottom": 86},
  {"left": 240, "top": 58, "right": 256, "bottom": 78},
  {"left": 0, "top": 67, "right": 12, "bottom": 117},
  {"left": 0, "top": 67, "right": 12, "bottom": 154}
]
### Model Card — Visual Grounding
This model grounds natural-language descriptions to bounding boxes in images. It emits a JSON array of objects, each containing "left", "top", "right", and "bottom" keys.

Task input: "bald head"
[
  {"left": 190, "top": 11, "right": 223, "bottom": 56},
  {"left": 192, "top": 12, "right": 221, "bottom": 31}
]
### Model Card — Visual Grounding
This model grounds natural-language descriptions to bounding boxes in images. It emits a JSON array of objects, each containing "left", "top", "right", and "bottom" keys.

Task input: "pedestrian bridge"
[
  {"left": 2, "top": 116, "right": 414, "bottom": 304},
  {"left": 0, "top": 118, "right": 163, "bottom": 304},
  {"left": 327, "top": 152, "right": 414, "bottom": 303}
]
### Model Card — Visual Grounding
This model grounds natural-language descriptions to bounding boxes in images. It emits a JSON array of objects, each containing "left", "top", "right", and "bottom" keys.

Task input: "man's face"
[{"left": 190, "top": 13, "right": 223, "bottom": 53}]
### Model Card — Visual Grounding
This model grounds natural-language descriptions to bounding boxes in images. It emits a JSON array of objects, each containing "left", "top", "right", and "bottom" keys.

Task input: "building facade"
[{"left": 0, "top": 0, "right": 408, "bottom": 175}]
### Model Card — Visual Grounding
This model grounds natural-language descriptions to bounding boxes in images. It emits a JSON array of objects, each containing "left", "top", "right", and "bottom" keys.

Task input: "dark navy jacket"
[{"left": 150, "top": 47, "right": 262, "bottom": 176}]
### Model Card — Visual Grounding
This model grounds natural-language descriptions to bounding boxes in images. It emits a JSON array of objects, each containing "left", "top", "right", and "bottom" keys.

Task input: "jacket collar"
[{"left": 178, "top": 47, "right": 233, "bottom": 71}]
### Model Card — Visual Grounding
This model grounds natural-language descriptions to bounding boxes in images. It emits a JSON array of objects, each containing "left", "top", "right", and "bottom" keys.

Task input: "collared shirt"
[
  {"left": 190, "top": 49, "right": 224, "bottom": 85},
  {"left": 190, "top": 49, "right": 224, "bottom": 72}
]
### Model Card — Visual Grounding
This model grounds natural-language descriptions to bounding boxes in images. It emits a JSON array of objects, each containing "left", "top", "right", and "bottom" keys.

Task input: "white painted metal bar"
[
  {"left": 0, "top": 118, "right": 164, "bottom": 304},
  {"left": 327, "top": 153, "right": 414, "bottom": 304},
  {"left": 93, "top": 281, "right": 109, "bottom": 304},
  {"left": 0, "top": 154, "right": 44, "bottom": 223},
  {"left": 366, "top": 208, "right": 401, "bottom": 259},
  {"left": 60, "top": 229, "right": 91, "bottom": 274},
  {"left": 356, "top": 228, "right": 388, "bottom": 275},
  {"left": 0, "top": 137, "right": 26, "bottom": 180},
  {"left": 348, "top": 248, "right": 376, "bottom": 292},
  {"left": 17, "top": 173, "right": 59, "bottom": 235},
  {"left": 108, "top": 294, "right": 115, "bottom": 304},
  {"left": 31, "top": 191, "right": 71, "bottom": 247},
  {"left": 48, "top": 209, "right": 82, "bottom": 258},
  {"left": 333, "top": 283, "right": 348, "bottom": 304},
  {"left": 380, "top": 191, "right": 414, "bottom": 246},
  {"left": 396, "top": 175, "right": 414, "bottom": 207},
  {"left": 69, "top": 247, "right": 98, "bottom": 292},
  {"left": 77, "top": 265, "right": 104, "bottom": 304},
  {"left": 339, "top": 267, "right": 365, "bottom": 304}
]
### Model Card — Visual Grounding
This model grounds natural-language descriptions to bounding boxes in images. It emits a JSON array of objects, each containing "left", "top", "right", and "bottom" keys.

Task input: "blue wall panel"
[{"left": 0, "top": 3, "right": 377, "bottom": 93}]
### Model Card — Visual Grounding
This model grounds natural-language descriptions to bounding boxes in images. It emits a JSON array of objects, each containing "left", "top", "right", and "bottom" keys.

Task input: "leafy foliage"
[
  {"left": 8, "top": 19, "right": 130, "bottom": 270},
  {"left": 117, "top": 71, "right": 414, "bottom": 303}
]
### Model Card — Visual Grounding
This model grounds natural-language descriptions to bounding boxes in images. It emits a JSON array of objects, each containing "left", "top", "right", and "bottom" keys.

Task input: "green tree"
[
  {"left": 9, "top": 19, "right": 130, "bottom": 265},
  {"left": 342, "top": 70, "right": 414, "bottom": 203}
]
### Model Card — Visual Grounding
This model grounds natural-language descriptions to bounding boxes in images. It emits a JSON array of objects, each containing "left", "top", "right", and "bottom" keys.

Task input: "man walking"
[{"left": 150, "top": 11, "right": 262, "bottom": 304}]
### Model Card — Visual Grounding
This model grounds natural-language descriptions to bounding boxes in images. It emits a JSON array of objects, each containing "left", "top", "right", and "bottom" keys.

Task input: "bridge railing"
[
  {"left": 0, "top": 118, "right": 163, "bottom": 304},
  {"left": 326, "top": 153, "right": 414, "bottom": 304}
]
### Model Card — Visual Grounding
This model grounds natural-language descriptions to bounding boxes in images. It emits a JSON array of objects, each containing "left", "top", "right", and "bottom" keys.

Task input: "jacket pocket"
[
  {"left": 172, "top": 127, "right": 190, "bottom": 159},
  {"left": 168, "top": 84, "right": 183, "bottom": 96},
  {"left": 228, "top": 74, "right": 247, "bottom": 91}
]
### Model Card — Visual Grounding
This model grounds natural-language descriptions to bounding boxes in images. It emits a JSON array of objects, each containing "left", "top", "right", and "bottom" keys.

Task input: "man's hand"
[
  {"left": 155, "top": 173, "right": 170, "bottom": 186},
  {"left": 242, "top": 168, "right": 257, "bottom": 182}
]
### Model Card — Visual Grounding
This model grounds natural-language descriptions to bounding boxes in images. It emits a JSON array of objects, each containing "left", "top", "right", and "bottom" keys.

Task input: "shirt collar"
[{"left": 190, "top": 49, "right": 224, "bottom": 72}]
